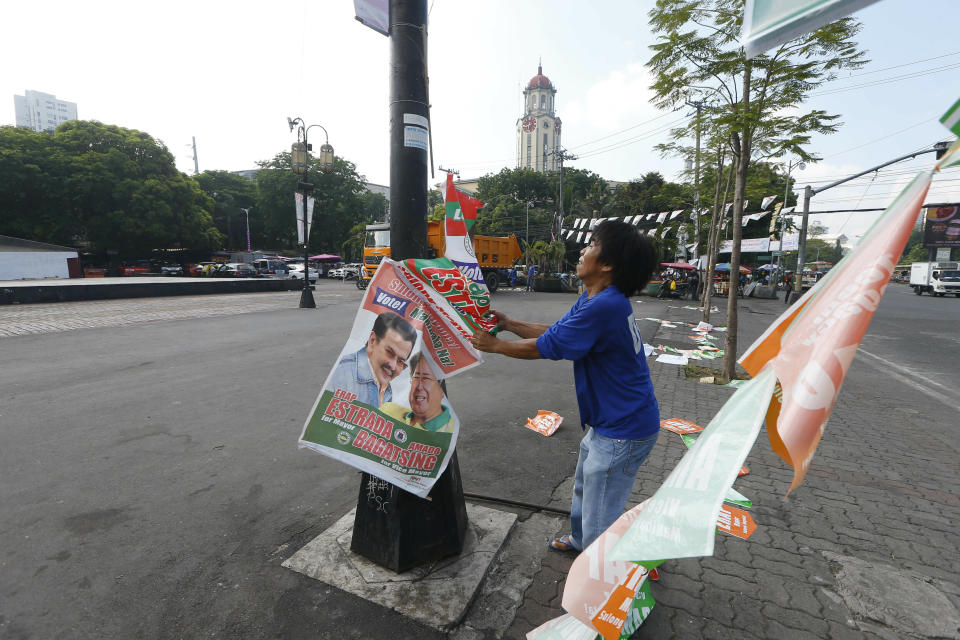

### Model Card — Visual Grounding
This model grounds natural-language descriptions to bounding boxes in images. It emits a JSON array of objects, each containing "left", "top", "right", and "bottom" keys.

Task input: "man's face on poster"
[
  {"left": 409, "top": 358, "right": 444, "bottom": 424},
  {"left": 366, "top": 329, "right": 414, "bottom": 387}
]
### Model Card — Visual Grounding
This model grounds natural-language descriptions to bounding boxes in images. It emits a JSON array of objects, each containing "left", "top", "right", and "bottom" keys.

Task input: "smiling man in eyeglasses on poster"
[{"left": 327, "top": 311, "right": 417, "bottom": 408}]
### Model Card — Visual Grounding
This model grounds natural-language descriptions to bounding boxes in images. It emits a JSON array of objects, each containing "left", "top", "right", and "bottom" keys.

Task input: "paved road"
[
  {"left": 1, "top": 283, "right": 958, "bottom": 639},
  {"left": 858, "top": 283, "right": 960, "bottom": 411}
]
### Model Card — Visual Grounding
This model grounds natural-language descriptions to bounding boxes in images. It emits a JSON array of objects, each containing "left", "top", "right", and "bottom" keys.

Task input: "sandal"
[{"left": 548, "top": 534, "right": 579, "bottom": 554}]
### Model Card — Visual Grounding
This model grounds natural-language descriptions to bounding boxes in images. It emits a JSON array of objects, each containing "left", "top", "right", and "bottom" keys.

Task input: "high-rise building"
[
  {"left": 516, "top": 64, "right": 562, "bottom": 172},
  {"left": 13, "top": 90, "right": 78, "bottom": 132}
]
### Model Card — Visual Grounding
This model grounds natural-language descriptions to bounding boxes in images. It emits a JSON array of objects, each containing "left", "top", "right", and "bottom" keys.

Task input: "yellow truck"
[{"left": 358, "top": 220, "right": 522, "bottom": 292}]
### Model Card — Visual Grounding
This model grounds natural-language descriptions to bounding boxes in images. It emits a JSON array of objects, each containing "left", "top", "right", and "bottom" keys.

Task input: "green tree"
[
  {"left": 648, "top": 0, "right": 867, "bottom": 378},
  {"left": 475, "top": 168, "right": 555, "bottom": 241},
  {"left": 193, "top": 170, "right": 257, "bottom": 249},
  {"left": 256, "top": 152, "right": 367, "bottom": 252},
  {"left": 0, "top": 126, "right": 75, "bottom": 245},
  {"left": 1, "top": 122, "right": 222, "bottom": 254}
]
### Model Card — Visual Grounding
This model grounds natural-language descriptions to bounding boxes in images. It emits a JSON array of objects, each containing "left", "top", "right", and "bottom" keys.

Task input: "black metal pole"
[
  {"left": 350, "top": 0, "right": 468, "bottom": 573},
  {"left": 388, "top": 0, "right": 429, "bottom": 261},
  {"left": 299, "top": 172, "right": 316, "bottom": 308}
]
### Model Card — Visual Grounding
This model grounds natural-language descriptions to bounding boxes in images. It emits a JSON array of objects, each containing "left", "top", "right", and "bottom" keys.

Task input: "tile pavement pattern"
[
  {"left": 507, "top": 302, "right": 960, "bottom": 640},
  {"left": 0, "top": 292, "right": 316, "bottom": 338}
]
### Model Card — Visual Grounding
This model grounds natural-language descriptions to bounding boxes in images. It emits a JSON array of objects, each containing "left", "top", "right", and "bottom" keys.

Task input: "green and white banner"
[
  {"left": 608, "top": 367, "right": 776, "bottom": 564},
  {"left": 741, "top": 0, "right": 880, "bottom": 58}
]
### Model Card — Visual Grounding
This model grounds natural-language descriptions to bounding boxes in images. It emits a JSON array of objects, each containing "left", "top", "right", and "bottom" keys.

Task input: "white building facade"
[
  {"left": 14, "top": 90, "right": 78, "bottom": 132},
  {"left": 516, "top": 65, "right": 561, "bottom": 172}
]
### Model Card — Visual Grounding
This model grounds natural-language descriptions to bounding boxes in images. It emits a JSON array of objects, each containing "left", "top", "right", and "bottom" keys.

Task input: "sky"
[{"left": 4, "top": 0, "right": 960, "bottom": 242}]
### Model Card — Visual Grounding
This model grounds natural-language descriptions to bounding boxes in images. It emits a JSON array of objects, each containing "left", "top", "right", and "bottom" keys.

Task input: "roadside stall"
[{"left": 713, "top": 263, "right": 751, "bottom": 295}]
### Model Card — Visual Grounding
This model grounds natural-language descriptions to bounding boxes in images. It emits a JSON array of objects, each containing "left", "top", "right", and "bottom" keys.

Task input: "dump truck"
[{"left": 358, "top": 220, "right": 522, "bottom": 292}]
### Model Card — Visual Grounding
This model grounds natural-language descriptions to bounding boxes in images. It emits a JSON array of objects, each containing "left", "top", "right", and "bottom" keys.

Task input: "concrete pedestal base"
[{"left": 282, "top": 503, "right": 517, "bottom": 630}]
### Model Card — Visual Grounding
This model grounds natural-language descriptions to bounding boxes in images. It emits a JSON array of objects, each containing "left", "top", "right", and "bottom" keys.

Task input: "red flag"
[{"left": 444, "top": 172, "right": 484, "bottom": 236}]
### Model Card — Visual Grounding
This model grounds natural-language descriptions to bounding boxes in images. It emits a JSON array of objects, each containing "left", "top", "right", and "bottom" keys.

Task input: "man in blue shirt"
[
  {"left": 327, "top": 312, "right": 417, "bottom": 408},
  {"left": 472, "top": 220, "right": 659, "bottom": 556}
]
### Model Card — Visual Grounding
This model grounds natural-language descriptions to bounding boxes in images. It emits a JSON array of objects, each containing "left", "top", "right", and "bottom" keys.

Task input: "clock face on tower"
[{"left": 522, "top": 117, "right": 536, "bottom": 133}]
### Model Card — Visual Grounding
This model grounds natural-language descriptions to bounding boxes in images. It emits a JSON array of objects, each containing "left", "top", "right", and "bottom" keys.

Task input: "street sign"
[
  {"left": 660, "top": 418, "right": 703, "bottom": 435},
  {"left": 717, "top": 504, "right": 757, "bottom": 540},
  {"left": 772, "top": 251, "right": 782, "bottom": 256}
]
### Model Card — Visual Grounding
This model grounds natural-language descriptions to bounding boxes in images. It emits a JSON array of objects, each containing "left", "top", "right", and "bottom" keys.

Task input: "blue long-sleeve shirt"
[{"left": 536, "top": 286, "right": 659, "bottom": 439}]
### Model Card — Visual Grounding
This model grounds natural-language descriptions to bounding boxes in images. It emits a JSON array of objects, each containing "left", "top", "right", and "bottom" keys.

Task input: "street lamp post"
[{"left": 288, "top": 116, "right": 334, "bottom": 309}]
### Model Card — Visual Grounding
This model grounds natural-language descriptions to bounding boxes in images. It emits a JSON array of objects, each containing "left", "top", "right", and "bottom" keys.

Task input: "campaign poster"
[{"left": 298, "top": 259, "right": 482, "bottom": 498}]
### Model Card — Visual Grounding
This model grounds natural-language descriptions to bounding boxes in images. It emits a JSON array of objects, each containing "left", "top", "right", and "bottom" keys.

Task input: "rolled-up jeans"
[{"left": 569, "top": 427, "right": 659, "bottom": 551}]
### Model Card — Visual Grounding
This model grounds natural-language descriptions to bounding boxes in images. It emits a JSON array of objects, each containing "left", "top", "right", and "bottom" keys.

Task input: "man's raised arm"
[{"left": 493, "top": 310, "right": 550, "bottom": 339}]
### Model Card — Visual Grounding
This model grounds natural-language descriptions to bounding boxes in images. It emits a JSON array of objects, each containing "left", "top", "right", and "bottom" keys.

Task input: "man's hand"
[
  {"left": 491, "top": 309, "right": 511, "bottom": 333},
  {"left": 471, "top": 331, "right": 500, "bottom": 353}
]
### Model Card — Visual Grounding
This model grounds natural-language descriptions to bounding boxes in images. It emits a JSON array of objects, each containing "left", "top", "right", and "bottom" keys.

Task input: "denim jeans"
[{"left": 569, "top": 427, "right": 659, "bottom": 551}]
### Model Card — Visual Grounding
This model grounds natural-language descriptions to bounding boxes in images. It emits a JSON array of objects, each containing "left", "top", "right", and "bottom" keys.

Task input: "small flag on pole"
[{"left": 940, "top": 97, "right": 960, "bottom": 136}]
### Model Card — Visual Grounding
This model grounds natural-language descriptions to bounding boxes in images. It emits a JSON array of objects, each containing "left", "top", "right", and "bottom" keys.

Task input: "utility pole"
[
  {"left": 792, "top": 142, "right": 949, "bottom": 300},
  {"left": 552, "top": 147, "right": 577, "bottom": 237},
  {"left": 685, "top": 99, "right": 705, "bottom": 263},
  {"left": 388, "top": 0, "right": 430, "bottom": 261},
  {"left": 191, "top": 136, "right": 199, "bottom": 175},
  {"left": 350, "top": 0, "right": 468, "bottom": 575}
]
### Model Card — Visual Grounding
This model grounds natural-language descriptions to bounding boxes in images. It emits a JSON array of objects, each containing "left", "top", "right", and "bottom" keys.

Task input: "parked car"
[
  {"left": 328, "top": 264, "right": 360, "bottom": 279},
  {"left": 160, "top": 265, "right": 183, "bottom": 276},
  {"left": 215, "top": 262, "right": 258, "bottom": 278},
  {"left": 252, "top": 259, "right": 290, "bottom": 277},
  {"left": 287, "top": 263, "right": 319, "bottom": 283}
]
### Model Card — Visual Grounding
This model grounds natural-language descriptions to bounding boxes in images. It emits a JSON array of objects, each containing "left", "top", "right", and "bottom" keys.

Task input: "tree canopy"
[
  {"left": 255, "top": 152, "right": 369, "bottom": 252},
  {"left": 0, "top": 121, "right": 222, "bottom": 254},
  {"left": 647, "top": 0, "right": 867, "bottom": 377}
]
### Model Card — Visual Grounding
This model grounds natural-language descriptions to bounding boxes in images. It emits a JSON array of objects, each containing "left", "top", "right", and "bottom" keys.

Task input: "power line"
[
  {"left": 830, "top": 50, "right": 960, "bottom": 80},
  {"left": 566, "top": 111, "right": 678, "bottom": 152},
  {"left": 821, "top": 117, "right": 939, "bottom": 159},
  {"left": 811, "top": 62, "right": 960, "bottom": 97}
]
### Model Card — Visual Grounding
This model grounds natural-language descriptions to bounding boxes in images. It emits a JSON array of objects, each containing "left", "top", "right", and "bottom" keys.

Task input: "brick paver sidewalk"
[{"left": 508, "top": 298, "right": 960, "bottom": 639}]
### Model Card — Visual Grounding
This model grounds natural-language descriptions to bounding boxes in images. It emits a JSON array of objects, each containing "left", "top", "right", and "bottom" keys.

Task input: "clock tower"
[{"left": 516, "top": 63, "right": 561, "bottom": 172}]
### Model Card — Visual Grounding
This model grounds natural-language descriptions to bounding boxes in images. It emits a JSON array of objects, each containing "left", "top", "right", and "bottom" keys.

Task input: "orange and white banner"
[{"left": 740, "top": 170, "right": 932, "bottom": 492}]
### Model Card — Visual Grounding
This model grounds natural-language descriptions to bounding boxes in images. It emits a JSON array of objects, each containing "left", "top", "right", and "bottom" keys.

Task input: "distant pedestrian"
[
  {"left": 509, "top": 266, "right": 517, "bottom": 287},
  {"left": 687, "top": 271, "right": 699, "bottom": 300},
  {"left": 526, "top": 264, "right": 536, "bottom": 291}
]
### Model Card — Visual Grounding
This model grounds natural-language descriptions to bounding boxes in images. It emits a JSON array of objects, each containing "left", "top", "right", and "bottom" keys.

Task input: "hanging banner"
[
  {"left": 354, "top": 0, "right": 389, "bottom": 36},
  {"left": 770, "top": 203, "right": 784, "bottom": 234},
  {"left": 609, "top": 367, "right": 776, "bottom": 564},
  {"left": 298, "top": 259, "right": 482, "bottom": 498},
  {"left": 741, "top": 0, "right": 880, "bottom": 58},
  {"left": 761, "top": 195, "right": 778, "bottom": 210},
  {"left": 399, "top": 257, "right": 498, "bottom": 334},
  {"left": 740, "top": 171, "right": 932, "bottom": 493},
  {"left": 670, "top": 210, "right": 684, "bottom": 220},
  {"left": 306, "top": 195, "right": 315, "bottom": 237},
  {"left": 295, "top": 192, "right": 306, "bottom": 244}
]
